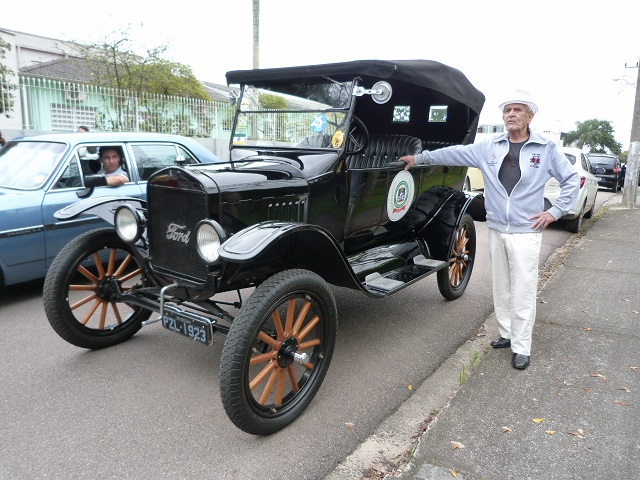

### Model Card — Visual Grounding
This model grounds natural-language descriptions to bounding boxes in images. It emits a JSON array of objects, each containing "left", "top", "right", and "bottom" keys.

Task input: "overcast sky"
[{"left": 3, "top": 0, "right": 639, "bottom": 146}]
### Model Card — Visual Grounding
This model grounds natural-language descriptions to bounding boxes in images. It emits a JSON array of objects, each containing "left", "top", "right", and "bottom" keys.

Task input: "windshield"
[
  {"left": 232, "top": 81, "right": 353, "bottom": 150},
  {"left": 0, "top": 141, "right": 68, "bottom": 189}
]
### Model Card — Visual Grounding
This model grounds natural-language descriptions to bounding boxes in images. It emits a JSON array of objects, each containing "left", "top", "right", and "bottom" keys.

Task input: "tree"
[
  {"left": 0, "top": 37, "right": 17, "bottom": 118},
  {"left": 563, "top": 119, "right": 622, "bottom": 155},
  {"left": 72, "top": 27, "right": 209, "bottom": 100},
  {"left": 259, "top": 93, "right": 287, "bottom": 110}
]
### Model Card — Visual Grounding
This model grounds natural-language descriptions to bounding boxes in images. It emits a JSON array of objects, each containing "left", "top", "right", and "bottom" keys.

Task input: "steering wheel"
[{"left": 344, "top": 115, "right": 370, "bottom": 156}]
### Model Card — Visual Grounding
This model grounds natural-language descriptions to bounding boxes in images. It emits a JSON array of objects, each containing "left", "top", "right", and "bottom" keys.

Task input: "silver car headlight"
[
  {"left": 195, "top": 220, "right": 226, "bottom": 264},
  {"left": 115, "top": 205, "right": 145, "bottom": 243}
]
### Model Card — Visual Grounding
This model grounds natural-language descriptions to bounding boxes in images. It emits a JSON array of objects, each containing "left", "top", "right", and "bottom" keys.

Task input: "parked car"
[
  {"left": 43, "top": 60, "right": 486, "bottom": 435},
  {"left": 463, "top": 167, "right": 485, "bottom": 192},
  {"left": 587, "top": 152, "right": 622, "bottom": 192},
  {"left": 0, "top": 132, "right": 221, "bottom": 286},
  {"left": 544, "top": 147, "right": 598, "bottom": 232}
]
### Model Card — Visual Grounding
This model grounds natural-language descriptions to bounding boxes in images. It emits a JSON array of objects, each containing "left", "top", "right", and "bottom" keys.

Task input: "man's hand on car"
[{"left": 399, "top": 155, "right": 416, "bottom": 170}]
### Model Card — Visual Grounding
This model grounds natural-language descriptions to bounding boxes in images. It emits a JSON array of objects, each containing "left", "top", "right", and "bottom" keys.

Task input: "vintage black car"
[{"left": 43, "top": 60, "right": 485, "bottom": 435}]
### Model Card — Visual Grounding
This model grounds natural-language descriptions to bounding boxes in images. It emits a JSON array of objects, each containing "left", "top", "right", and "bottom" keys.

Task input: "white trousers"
[{"left": 488, "top": 228, "right": 542, "bottom": 356}]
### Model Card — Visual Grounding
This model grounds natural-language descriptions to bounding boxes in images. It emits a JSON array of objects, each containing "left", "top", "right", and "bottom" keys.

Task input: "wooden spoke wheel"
[
  {"left": 437, "top": 213, "right": 476, "bottom": 300},
  {"left": 43, "top": 228, "right": 151, "bottom": 349},
  {"left": 220, "top": 269, "right": 337, "bottom": 435}
]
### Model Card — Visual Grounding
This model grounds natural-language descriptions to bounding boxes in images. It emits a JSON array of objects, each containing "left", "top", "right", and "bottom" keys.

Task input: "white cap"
[{"left": 499, "top": 89, "right": 538, "bottom": 114}]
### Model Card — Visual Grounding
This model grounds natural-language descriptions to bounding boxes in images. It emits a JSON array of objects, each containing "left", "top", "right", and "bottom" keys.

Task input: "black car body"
[
  {"left": 44, "top": 60, "right": 485, "bottom": 435},
  {"left": 588, "top": 153, "right": 622, "bottom": 192}
]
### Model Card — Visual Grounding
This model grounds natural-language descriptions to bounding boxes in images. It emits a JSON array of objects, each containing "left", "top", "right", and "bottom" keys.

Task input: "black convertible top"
[{"left": 226, "top": 59, "right": 485, "bottom": 116}]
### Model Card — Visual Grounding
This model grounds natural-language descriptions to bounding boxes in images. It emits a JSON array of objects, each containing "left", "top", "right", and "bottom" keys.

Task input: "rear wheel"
[
  {"left": 565, "top": 204, "right": 585, "bottom": 233},
  {"left": 437, "top": 214, "right": 476, "bottom": 300},
  {"left": 220, "top": 269, "right": 337, "bottom": 435},
  {"left": 43, "top": 228, "right": 151, "bottom": 349},
  {"left": 584, "top": 191, "right": 597, "bottom": 219}
]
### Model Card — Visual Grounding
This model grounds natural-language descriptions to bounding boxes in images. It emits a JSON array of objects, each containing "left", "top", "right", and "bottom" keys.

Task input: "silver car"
[{"left": 544, "top": 146, "right": 598, "bottom": 232}]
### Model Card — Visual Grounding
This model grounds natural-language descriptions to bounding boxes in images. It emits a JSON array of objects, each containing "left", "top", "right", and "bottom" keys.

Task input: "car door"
[
  {"left": 581, "top": 153, "right": 598, "bottom": 211},
  {"left": 41, "top": 145, "right": 145, "bottom": 269}
]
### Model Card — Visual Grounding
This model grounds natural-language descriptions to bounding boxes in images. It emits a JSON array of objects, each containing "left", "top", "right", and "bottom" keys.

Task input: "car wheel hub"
[
  {"left": 96, "top": 276, "right": 121, "bottom": 302},
  {"left": 277, "top": 337, "right": 308, "bottom": 368}
]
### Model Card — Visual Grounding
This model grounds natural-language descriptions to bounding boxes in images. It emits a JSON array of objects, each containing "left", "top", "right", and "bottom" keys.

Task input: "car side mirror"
[{"left": 76, "top": 174, "right": 106, "bottom": 198}]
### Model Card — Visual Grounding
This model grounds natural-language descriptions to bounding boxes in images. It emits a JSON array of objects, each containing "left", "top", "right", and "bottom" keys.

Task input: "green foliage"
[
  {"left": 563, "top": 119, "right": 622, "bottom": 155},
  {"left": 458, "top": 363, "right": 467, "bottom": 386},
  {"left": 258, "top": 93, "right": 288, "bottom": 110},
  {"left": 72, "top": 27, "right": 209, "bottom": 100},
  {"left": 0, "top": 37, "right": 17, "bottom": 117}
]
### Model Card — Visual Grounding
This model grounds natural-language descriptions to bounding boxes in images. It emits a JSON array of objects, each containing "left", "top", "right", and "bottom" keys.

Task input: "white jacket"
[{"left": 414, "top": 131, "right": 579, "bottom": 233}]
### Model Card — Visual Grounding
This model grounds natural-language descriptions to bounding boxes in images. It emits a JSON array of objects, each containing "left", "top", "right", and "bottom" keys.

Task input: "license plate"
[{"left": 161, "top": 308, "right": 213, "bottom": 345}]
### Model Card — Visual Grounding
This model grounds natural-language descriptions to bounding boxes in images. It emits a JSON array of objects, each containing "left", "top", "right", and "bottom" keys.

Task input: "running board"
[{"left": 363, "top": 255, "right": 448, "bottom": 295}]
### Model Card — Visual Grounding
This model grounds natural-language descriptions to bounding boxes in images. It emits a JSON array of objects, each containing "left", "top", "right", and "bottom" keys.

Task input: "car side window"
[
  {"left": 52, "top": 154, "right": 82, "bottom": 190},
  {"left": 131, "top": 144, "right": 184, "bottom": 181},
  {"left": 581, "top": 154, "right": 591, "bottom": 174}
]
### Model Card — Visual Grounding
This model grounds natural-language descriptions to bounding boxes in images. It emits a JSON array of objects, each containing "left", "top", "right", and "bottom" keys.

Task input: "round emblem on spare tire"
[{"left": 387, "top": 170, "right": 415, "bottom": 221}]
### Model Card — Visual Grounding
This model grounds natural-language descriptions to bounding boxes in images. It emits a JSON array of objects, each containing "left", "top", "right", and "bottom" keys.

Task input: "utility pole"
[
  {"left": 621, "top": 57, "right": 640, "bottom": 208},
  {"left": 252, "top": 0, "right": 260, "bottom": 70}
]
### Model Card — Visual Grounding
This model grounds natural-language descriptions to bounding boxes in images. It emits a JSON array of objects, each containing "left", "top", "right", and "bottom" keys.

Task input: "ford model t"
[{"left": 44, "top": 60, "right": 485, "bottom": 435}]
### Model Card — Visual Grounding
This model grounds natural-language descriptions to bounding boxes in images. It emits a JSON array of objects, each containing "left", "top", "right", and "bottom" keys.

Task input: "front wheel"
[
  {"left": 43, "top": 228, "right": 151, "bottom": 349},
  {"left": 219, "top": 269, "right": 337, "bottom": 435},
  {"left": 437, "top": 214, "right": 476, "bottom": 300}
]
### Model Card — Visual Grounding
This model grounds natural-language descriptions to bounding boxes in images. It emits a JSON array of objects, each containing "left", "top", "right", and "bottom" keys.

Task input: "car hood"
[{"left": 195, "top": 158, "right": 309, "bottom": 202}]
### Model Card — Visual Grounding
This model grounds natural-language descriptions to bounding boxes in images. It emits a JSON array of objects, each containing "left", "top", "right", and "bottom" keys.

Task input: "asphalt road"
[{"left": 0, "top": 191, "right": 614, "bottom": 480}]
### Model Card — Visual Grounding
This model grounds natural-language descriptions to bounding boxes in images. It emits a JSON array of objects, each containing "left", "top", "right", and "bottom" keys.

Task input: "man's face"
[
  {"left": 100, "top": 149, "right": 121, "bottom": 174},
  {"left": 502, "top": 103, "right": 534, "bottom": 135}
]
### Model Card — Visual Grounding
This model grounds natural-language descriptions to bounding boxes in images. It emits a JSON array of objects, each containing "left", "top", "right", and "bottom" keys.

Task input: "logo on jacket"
[
  {"left": 387, "top": 170, "right": 415, "bottom": 221},
  {"left": 166, "top": 223, "right": 191, "bottom": 244},
  {"left": 530, "top": 154, "right": 541, "bottom": 168}
]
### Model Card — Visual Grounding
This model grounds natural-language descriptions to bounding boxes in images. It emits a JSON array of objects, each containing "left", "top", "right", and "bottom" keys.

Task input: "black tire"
[
  {"left": 584, "top": 191, "right": 596, "bottom": 219},
  {"left": 219, "top": 269, "right": 337, "bottom": 435},
  {"left": 43, "top": 227, "right": 151, "bottom": 349},
  {"left": 565, "top": 207, "right": 583, "bottom": 233},
  {"left": 437, "top": 214, "right": 476, "bottom": 300}
]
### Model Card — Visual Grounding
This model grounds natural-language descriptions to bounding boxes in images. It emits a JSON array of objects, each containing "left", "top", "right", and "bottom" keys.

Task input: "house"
[{"left": 0, "top": 27, "right": 237, "bottom": 158}]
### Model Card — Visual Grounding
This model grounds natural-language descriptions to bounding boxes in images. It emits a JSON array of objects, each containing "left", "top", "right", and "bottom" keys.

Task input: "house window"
[{"left": 50, "top": 103, "right": 98, "bottom": 132}]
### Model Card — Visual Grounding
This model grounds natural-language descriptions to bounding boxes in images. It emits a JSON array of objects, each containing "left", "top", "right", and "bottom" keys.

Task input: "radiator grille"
[{"left": 148, "top": 185, "right": 209, "bottom": 282}]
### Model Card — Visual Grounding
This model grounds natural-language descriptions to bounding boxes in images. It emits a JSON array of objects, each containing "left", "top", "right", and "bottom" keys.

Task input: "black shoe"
[
  {"left": 490, "top": 337, "right": 511, "bottom": 348},
  {"left": 512, "top": 353, "right": 530, "bottom": 370}
]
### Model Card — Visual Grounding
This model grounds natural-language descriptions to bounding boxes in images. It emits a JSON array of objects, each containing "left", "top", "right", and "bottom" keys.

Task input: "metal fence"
[
  {"left": 1, "top": 74, "right": 17, "bottom": 118},
  {"left": 17, "top": 76, "right": 234, "bottom": 139}
]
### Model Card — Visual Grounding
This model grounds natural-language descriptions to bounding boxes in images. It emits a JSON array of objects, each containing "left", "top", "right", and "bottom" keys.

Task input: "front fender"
[
  {"left": 219, "top": 221, "right": 363, "bottom": 290},
  {"left": 54, "top": 196, "right": 147, "bottom": 224}
]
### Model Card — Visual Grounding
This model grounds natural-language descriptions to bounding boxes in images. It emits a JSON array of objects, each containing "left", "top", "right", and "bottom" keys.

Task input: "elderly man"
[{"left": 400, "top": 89, "right": 579, "bottom": 370}]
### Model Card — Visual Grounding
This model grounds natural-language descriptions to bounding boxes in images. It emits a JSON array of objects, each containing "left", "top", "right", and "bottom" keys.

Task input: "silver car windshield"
[{"left": 0, "top": 141, "right": 68, "bottom": 189}]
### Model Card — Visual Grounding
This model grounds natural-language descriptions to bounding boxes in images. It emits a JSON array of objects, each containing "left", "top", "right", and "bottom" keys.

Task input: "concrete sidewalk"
[{"left": 328, "top": 194, "right": 640, "bottom": 480}]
